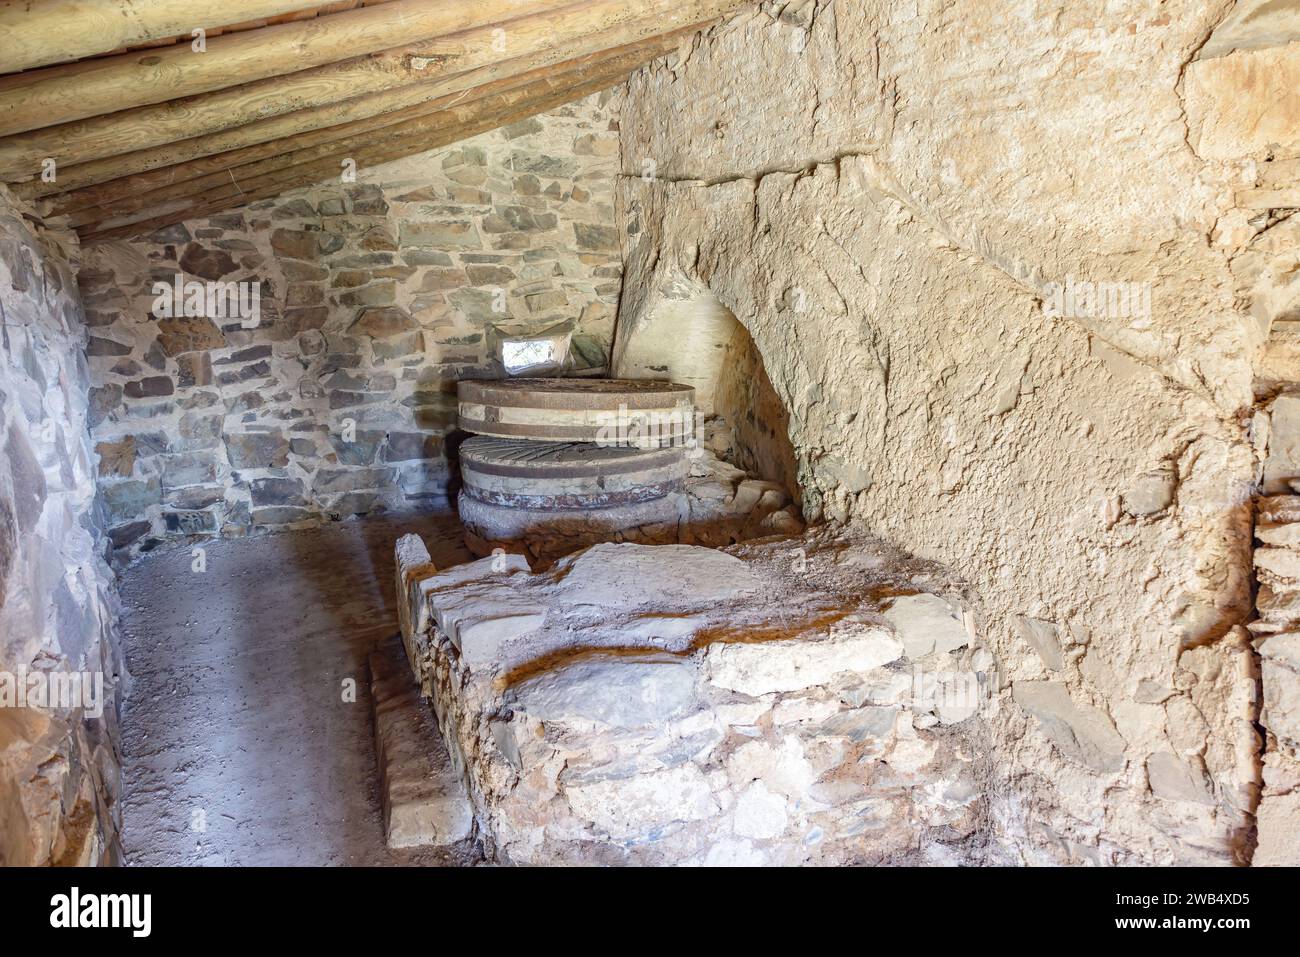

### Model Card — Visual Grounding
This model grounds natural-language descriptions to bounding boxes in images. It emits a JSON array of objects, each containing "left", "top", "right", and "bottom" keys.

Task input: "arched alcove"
[{"left": 613, "top": 283, "right": 800, "bottom": 503}]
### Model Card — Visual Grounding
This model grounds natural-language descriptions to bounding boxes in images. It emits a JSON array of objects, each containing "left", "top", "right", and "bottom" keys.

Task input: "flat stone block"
[
  {"left": 369, "top": 639, "right": 473, "bottom": 849},
  {"left": 882, "top": 593, "right": 969, "bottom": 658}
]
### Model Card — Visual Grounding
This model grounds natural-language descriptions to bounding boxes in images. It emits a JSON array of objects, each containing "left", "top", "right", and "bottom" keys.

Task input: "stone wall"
[
  {"left": 0, "top": 187, "right": 123, "bottom": 865},
  {"left": 615, "top": 1, "right": 1297, "bottom": 864},
  {"left": 77, "top": 92, "right": 623, "bottom": 562},
  {"left": 1248, "top": 494, "right": 1300, "bottom": 864},
  {"left": 1249, "top": 228, "right": 1300, "bottom": 865}
]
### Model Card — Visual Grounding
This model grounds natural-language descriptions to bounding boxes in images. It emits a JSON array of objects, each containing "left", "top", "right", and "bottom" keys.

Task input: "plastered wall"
[{"left": 615, "top": 0, "right": 1299, "bottom": 863}]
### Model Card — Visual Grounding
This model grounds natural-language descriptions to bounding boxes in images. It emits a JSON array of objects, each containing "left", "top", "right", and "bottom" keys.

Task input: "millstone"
[
  {"left": 458, "top": 492, "right": 683, "bottom": 558},
  {"left": 458, "top": 378, "right": 695, "bottom": 444},
  {"left": 459, "top": 436, "right": 688, "bottom": 510}
]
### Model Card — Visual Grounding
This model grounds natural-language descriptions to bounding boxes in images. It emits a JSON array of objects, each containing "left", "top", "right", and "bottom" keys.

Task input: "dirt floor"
[{"left": 116, "top": 510, "right": 481, "bottom": 866}]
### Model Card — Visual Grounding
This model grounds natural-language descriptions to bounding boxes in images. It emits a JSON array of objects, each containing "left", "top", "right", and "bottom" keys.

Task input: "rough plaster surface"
[
  {"left": 613, "top": 284, "right": 801, "bottom": 494},
  {"left": 0, "top": 187, "right": 123, "bottom": 865},
  {"left": 75, "top": 92, "right": 624, "bottom": 564},
  {"left": 116, "top": 510, "right": 479, "bottom": 865},
  {"left": 614, "top": 0, "right": 1298, "bottom": 863}
]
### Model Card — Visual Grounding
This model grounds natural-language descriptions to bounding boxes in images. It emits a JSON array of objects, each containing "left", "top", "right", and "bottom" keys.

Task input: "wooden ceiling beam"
[
  {"left": 0, "top": 1, "right": 334, "bottom": 74},
  {"left": 0, "top": 0, "right": 742, "bottom": 181},
  {"left": 64, "top": 49, "right": 657, "bottom": 227},
  {"left": 14, "top": 40, "right": 573, "bottom": 202},
  {"left": 37, "top": 22, "right": 697, "bottom": 211},
  {"left": 55, "top": 32, "right": 689, "bottom": 223},
  {"left": 2, "top": 0, "right": 743, "bottom": 189},
  {"left": 0, "top": 0, "right": 579, "bottom": 136},
  {"left": 80, "top": 64, "right": 638, "bottom": 242}
]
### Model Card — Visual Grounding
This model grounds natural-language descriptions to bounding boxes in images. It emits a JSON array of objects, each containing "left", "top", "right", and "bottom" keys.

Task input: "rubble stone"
[
  {"left": 705, "top": 624, "right": 903, "bottom": 697},
  {"left": 1011, "top": 681, "right": 1128, "bottom": 773},
  {"left": 511, "top": 654, "right": 699, "bottom": 730},
  {"left": 882, "top": 594, "right": 969, "bottom": 659},
  {"left": 0, "top": 188, "right": 122, "bottom": 866}
]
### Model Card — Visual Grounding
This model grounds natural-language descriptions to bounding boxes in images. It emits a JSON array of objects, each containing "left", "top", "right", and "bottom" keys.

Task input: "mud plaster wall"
[
  {"left": 0, "top": 187, "right": 123, "bottom": 865},
  {"left": 76, "top": 92, "right": 623, "bottom": 563},
  {"left": 612, "top": 285, "right": 800, "bottom": 494},
  {"left": 616, "top": 1, "right": 1300, "bottom": 864},
  {"left": 711, "top": 325, "right": 800, "bottom": 495}
]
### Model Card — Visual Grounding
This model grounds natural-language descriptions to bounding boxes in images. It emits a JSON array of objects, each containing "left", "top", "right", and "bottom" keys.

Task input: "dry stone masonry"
[
  {"left": 73, "top": 93, "right": 624, "bottom": 563},
  {"left": 369, "top": 637, "right": 473, "bottom": 850},
  {"left": 0, "top": 187, "right": 123, "bottom": 865},
  {"left": 1249, "top": 496, "right": 1300, "bottom": 864}
]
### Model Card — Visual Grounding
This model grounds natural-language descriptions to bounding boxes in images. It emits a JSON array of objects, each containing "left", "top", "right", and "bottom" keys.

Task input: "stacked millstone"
[{"left": 455, "top": 378, "right": 696, "bottom": 559}]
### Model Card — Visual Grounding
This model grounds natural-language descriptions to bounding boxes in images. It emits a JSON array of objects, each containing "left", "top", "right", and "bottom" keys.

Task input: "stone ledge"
[{"left": 368, "top": 638, "right": 473, "bottom": 850}]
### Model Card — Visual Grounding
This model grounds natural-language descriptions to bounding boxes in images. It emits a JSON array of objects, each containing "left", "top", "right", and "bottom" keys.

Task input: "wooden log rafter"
[
  {"left": 0, "top": 0, "right": 579, "bottom": 136},
  {"left": 0, "top": 0, "right": 740, "bottom": 182},
  {"left": 0, "top": 0, "right": 342, "bottom": 74},
  {"left": 14, "top": 23, "right": 635, "bottom": 202},
  {"left": 60, "top": 32, "right": 692, "bottom": 228},
  {"left": 0, "top": 0, "right": 750, "bottom": 241},
  {"left": 32, "top": 12, "right": 711, "bottom": 210},
  {"left": 81, "top": 64, "right": 634, "bottom": 241}
]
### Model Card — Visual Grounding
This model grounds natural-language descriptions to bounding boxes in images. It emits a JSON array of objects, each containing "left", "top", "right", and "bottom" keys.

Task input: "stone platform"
[{"left": 395, "top": 526, "right": 995, "bottom": 865}]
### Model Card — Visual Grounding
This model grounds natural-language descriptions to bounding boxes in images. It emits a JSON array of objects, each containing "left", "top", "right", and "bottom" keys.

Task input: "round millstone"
[
  {"left": 457, "top": 378, "right": 696, "bottom": 445},
  {"left": 460, "top": 436, "right": 688, "bottom": 510},
  {"left": 458, "top": 492, "right": 683, "bottom": 560}
]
